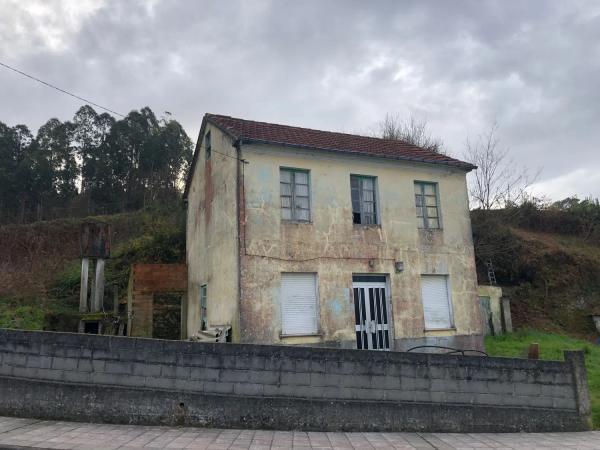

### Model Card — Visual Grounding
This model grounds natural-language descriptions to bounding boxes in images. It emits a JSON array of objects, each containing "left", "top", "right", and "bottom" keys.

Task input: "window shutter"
[
  {"left": 281, "top": 273, "right": 318, "bottom": 335},
  {"left": 421, "top": 275, "right": 452, "bottom": 329}
]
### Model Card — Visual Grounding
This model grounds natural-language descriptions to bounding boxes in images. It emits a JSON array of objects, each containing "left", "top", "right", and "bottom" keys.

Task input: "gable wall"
[{"left": 185, "top": 123, "right": 240, "bottom": 340}]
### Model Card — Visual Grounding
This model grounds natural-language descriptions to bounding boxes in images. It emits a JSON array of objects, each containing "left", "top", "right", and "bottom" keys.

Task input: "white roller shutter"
[
  {"left": 281, "top": 273, "right": 318, "bottom": 335},
  {"left": 421, "top": 275, "right": 453, "bottom": 329}
]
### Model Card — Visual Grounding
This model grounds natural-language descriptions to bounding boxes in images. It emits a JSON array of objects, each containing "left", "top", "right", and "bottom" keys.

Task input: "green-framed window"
[
  {"left": 280, "top": 168, "right": 310, "bottom": 221},
  {"left": 414, "top": 181, "right": 440, "bottom": 229},
  {"left": 200, "top": 285, "right": 207, "bottom": 331},
  {"left": 351, "top": 175, "right": 377, "bottom": 225}
]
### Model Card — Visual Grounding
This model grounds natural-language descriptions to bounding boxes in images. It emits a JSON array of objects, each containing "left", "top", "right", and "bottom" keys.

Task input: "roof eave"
[{"left": 241, "top": 137, "right": 477, "bottom": 172}]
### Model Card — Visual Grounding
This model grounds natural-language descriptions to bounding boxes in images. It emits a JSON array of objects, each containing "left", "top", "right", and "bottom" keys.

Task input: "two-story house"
[{"left": 183, "top": 114, "right": 483, "bottom": 351}]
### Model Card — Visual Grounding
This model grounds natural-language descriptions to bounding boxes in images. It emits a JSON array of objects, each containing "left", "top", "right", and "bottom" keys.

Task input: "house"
[{"left": 183, "top": 114, "right": 483, "bottom": 351}]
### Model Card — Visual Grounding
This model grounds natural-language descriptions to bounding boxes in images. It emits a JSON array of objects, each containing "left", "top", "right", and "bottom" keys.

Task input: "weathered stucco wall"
[
  {"left": 239, "top": 144, "right": 481, "bottom": 349},
  {"left": 186, "top": 124, "right": 239, "bottom": 340}
]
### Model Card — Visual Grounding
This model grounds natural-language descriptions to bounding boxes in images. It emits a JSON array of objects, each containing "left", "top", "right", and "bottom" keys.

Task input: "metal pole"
[
  {"left": 93, "top": 258, "right": 105, "bottom": 312},
  {"left": 79, "top": 258, "right": 89, "bottom": 313}
]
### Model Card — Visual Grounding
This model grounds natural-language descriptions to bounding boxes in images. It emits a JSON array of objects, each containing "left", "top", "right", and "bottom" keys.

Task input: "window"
[
  {"left": 414, "top": 182, "right": 440, "bottom": 229},
  {"left": 280, "top": 168, "right": 310, "bottom": 221},
  {"left": 205, "top": 131, "right": 211, "bottom": 160},
  {"left": 280, "top": 273, "right": 318, "bottom": 335},
  {"left": 200, "top": 285, "right": 207, "bottom": 331},
  {"left": 420, "top": 275, "right": 453, "bottom": 329},
  {"left": 350, "top": 175, "right": 377, "bottom": 224}
]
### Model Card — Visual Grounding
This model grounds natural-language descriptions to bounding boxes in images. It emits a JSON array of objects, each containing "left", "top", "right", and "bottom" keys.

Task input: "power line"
[
  {"left": 0, "top": 60, "right": 247, "bottom": 163},
  {"left": 198, "top": 144, "right": 248, "bottom": 163},
  {"left": 0, "top": 60, "right": 126, "bottom": 118}
]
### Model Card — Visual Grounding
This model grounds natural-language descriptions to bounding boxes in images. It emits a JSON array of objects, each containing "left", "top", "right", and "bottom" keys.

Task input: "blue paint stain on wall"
[
  {"left": 257, "top": 167, "right": 273, "bottom": 184},
  {"left": 256, "top": 167, "right": 279, "bottom": 204},
  {"left": 328, "top": 297, "right": 344, "bottom": 316}
]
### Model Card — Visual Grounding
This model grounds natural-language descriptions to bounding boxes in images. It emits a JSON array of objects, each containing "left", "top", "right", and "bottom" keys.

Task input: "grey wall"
[{"left": 0, "top": 329, "right": 591, "bottom": 432}]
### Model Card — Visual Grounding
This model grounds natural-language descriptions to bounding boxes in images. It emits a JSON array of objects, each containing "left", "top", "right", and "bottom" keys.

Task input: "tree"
[
  {"left": 378, "top": 113, "right": 445, "bottom": 154},
  {"left": 72, "top": 105, "right": 115, "bottom": 196},
  {"left": 465, "top": 123, "right": 538, "bottom": 210},
  {"left": 36, "top": 118, "right": 78, "bottom": 201},
  {"left": 0, "top": 105, "right": 194, "bottom": 222}
]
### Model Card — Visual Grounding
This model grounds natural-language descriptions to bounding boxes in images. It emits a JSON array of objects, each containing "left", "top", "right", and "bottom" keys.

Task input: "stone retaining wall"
[{"left": 0, "top": 329, "right": 591, "bottom": 432}]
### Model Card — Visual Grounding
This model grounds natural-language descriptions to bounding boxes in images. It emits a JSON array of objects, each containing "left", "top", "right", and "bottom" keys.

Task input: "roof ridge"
[{"left": 206, "top": 113, "right": 426, "bottom": 149}]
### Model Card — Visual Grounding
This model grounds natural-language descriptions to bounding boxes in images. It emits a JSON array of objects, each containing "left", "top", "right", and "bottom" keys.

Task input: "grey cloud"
[{"left": 0, "top": 0, "right": 599, "bottom": 198}]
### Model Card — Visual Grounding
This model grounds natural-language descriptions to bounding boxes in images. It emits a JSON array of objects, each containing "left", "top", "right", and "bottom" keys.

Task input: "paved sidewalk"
[{"left": 1, "top": 417, "right": 599, "bottom": 449}]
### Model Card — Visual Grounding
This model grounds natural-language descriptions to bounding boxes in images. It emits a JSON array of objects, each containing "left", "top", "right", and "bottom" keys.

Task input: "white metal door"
[{"left": 353, "top": 282, "right": 390, "bottom": 350}]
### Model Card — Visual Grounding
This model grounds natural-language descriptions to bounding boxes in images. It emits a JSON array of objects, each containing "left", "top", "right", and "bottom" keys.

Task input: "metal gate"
[{"left": 353, "top": 281, "right": 390, "bottom": 350}]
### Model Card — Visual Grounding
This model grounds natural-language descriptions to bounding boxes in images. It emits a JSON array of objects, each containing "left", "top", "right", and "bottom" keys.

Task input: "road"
[{"left": 0, "top": 416, "right": 599, "bottom": 449}]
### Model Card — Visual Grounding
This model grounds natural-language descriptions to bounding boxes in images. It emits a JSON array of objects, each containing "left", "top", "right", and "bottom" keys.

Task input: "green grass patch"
[
  {"left": 0, "top": 296, "right": 45, "bottom": 330},
  {"left": 486, "top": 330, "right": 600, "bottom": 428}
]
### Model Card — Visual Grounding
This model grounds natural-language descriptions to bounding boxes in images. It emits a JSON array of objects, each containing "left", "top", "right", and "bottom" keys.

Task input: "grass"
[
  {"left": 0, "top": 296, "right": 45, "bottom": 330},
  {"left": 486, "top": 330, "right": 600, "bottom": 428}
]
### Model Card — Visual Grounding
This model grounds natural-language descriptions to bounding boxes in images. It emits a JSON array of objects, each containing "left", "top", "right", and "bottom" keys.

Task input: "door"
[
  {"left": 353, "top": 280, "right": 390, "bottom": 350},
  {"left": 152, "top": 293, "right": 182, "bottom": 340},
  {"left": 479, "top": 296, "right": 494, "bottom": 336}
]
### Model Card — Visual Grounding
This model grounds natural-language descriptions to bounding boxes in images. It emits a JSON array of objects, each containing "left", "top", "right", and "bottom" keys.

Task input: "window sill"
[
  {"left": 280, "top": 333, "right": 323, "bottom": 338},
  {"left": 282, "top": 220, "right": 313, "bottom": 225},
  {"left": 353, "top": 223, "right": 381, "bottom": 229},
  {"left": 418, "top": 227, "right": 443, "bottom": 231},
  {"left": 423, "top": 327, "right": 456, "bottom": 332}
]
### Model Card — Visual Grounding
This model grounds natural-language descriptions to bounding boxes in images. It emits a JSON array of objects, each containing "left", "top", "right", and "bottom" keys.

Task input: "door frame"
[{"left": 351, "top": 274, "right": 395, "bottom": 351}]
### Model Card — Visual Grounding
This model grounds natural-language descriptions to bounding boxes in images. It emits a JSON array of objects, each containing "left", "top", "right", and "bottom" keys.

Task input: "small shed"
[{"left": 127, "top": 264, "right": 187, "bottom": 340}]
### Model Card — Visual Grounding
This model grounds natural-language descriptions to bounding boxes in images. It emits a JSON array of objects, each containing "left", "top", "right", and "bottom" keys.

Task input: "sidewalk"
[{"left": 1, "top": 416, "right": 599, "bottom": 449}]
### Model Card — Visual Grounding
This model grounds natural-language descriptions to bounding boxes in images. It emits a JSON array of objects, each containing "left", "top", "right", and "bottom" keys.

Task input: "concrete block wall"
[{"left": 0, "top": 329, "right": 591, "bottom": 432}]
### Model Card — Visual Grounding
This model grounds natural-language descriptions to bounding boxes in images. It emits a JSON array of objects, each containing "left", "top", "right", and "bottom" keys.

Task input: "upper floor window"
[
  {"left": 280, "top": 168, "right": 310, "bottom": 221},
  {"left": 205, "top": 131, "right": 211, "bottom": 160},
  {"left": 351, "top": 175, "right": 377, "bottom": 225},
  {"left": 414, "top": 181, "right": 440, "bottom": 229}
]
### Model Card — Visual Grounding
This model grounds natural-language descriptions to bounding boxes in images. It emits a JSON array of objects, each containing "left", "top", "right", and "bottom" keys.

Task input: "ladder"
[{"left": 486, "top": 259, "right": 497, "bottom": 285}]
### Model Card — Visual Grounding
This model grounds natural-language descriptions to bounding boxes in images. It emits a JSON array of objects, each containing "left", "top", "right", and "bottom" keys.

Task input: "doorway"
[{"left": 352, "top": 276, "right": 390, "bottom": 350}]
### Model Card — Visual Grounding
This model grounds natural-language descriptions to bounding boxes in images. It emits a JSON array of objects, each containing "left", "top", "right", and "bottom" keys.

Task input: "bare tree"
[
  {"left": 465, "top": 122, "right": 539, "bottom": 210},
  {"left": 378, "top": 113, "right": 445, "bottom": 154}
]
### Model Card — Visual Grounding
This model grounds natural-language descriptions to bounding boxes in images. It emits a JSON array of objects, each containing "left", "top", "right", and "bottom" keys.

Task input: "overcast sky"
[{"left": 1, "top": 0, "right": 599, "bottom": 200}]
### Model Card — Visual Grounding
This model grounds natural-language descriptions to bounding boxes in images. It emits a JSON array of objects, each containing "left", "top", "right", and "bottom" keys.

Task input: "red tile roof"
[
  {"left": 184, "top": 113, "right": 474, "bottom": 198},
  {"left": 206, "top": 114, "right": 475, "bottom": 170}
]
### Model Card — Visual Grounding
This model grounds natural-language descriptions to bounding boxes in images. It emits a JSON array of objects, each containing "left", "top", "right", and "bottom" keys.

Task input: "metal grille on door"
[{"left": 353, "top": 283, "right": 390, "bottom": 350}]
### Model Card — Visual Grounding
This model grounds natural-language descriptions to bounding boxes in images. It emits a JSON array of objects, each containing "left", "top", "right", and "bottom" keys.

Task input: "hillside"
[
  {"left": 472, "top": 203, "right": 600, "bottom": 339},
  {"left": 2, "top": 200, "right": 599, "bottom": 340},
  {"left": 0, "top": 206, "right": 186, "bottom": 331}
]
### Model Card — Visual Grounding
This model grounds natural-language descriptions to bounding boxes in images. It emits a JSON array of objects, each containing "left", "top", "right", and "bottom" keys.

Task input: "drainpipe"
[{"left": 234, "top": 139, "right": 243, "bottom": 342}]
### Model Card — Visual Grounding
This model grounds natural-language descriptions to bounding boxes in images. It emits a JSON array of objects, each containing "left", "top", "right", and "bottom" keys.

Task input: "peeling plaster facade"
[{"left": 186, "top": 118, "right": 483, "bottom": 351}]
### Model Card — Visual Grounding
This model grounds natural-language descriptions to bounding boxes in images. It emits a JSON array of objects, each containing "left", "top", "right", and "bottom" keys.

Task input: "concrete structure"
[
  {"left": 126, "top": 264, "right": 187, "bottom": 339},
  {"left": 477, "top": 285, "right": 512, "bottom": 336},
  {"left": 184, "top": 115, "right": 483, "bottom": 351},
  {"left": 0, "top": 329, "right": 591, "bottom": 432}
]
